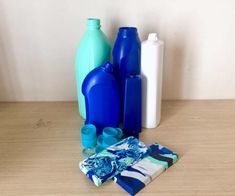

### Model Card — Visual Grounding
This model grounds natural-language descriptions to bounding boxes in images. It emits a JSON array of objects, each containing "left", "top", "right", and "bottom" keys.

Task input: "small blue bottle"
[
  {"left": 112, "top": 27, "right": 142, "bottom": 137},
  {"left": 82, "top": 62, "right": 120, "bottom": 134},
  {"left": 123, "top": 75, "right": 141, "bottom": 138}
]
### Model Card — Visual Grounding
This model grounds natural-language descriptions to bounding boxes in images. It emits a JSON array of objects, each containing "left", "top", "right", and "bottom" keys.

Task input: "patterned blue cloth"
[
  {"left": 113, "top": 143, "right": 179, "bottom": 195},
  {"left": 79, "top": 136, "right": 150, "bottom": 186}
]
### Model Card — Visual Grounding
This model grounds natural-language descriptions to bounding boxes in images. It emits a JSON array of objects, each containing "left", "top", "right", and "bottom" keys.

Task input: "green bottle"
[{"left": 75, "top": 18, "right": 111, "bottom": 119}]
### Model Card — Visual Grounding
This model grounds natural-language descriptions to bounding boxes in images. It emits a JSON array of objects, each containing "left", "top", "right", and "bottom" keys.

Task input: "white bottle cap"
[{"left": 148, "top": 33, "right": 158, "bottom": 41}]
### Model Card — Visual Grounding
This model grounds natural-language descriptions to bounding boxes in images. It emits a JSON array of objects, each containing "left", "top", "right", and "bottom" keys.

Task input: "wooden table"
[{"left": 0, "top": 101, "right": 235, "bottom": 195}]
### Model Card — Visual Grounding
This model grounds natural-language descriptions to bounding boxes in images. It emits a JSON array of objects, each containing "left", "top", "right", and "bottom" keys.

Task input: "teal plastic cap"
[
  {"left": 87, "top": 18, "right": 100, "bottom": 28},
  {"left": 103, "top": 127, "right": 118, "bottom": 139},
  {"left": 95, "top": 145, "right": 104, "bottom": 154},
  {"left": 102, "top": 136, "right": 118, "bottom": 148},
  {"left": 80, "top": 124, "right": 97, "bottom": 148}
]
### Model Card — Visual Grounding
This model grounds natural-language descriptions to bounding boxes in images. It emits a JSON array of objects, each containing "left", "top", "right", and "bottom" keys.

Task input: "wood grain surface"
[{"left": 0, "top": 101, "right": 235, "bottom": 195}]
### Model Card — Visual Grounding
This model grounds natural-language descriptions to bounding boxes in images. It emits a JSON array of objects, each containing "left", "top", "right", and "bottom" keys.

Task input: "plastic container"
[
  {"left": 112, "top": 27, "right": 141, "bottom": 108},
  {"left": 123, "top": 75, "right": 142, "bottom": 138},
  {"left": 75, "top": 18, "right": 111, "bottom": 119},
  {"left": 80, "top": 124, "right": 97, "bottom": 157},
  {"left": 112, "top": 27, "right": 141, "bottom": 136},
  {"left": 141, "top": 33, "right": 164, "bottom": 128},
  {"left": 82, "top": 62, "right": 120, "bottom": 134}
]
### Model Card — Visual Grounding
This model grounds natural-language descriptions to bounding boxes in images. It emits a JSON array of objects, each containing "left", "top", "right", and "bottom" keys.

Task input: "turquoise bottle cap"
[
  {"left": 103, "top": 127, "right": 118, "bottom": 139},
  {"left": 87, "top": 18, "right": 100, "bottom": 29},
  {"left": 80, "top": 124, "right": 97, "bottom": 148},
  {"left": 102, "top": 136, "right": 118, "bottom": 148},
  {"left": 95, "top": 145, "right": 104, "bottom": 154}
]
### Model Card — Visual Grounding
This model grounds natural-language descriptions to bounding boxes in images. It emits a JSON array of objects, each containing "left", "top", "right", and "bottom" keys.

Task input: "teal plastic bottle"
[{"left": 75, "top": 18, "right": 111, "bottom": 119}]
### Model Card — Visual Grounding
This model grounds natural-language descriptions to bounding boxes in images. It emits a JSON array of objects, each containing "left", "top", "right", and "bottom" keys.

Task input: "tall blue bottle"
[
  {"left": 82, "top": 62, "right": 120, "bottom": 134},
  {"left": 112, "top": 27, "right": 141, "bottom": 137}
]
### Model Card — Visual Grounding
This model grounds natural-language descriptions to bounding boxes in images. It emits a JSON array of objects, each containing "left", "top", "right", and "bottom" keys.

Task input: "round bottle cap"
[
  {"left": 102, "top": 136, "right": 118, "bottom": 148},
  {"left": 95, "top": 145, "right": 104, "bottom": 154},
  {"left": 80, "top": 124, "right": 97, "bottom": 148},
  {"left": 103, "top": 127, "right": 118, "bottom": 139}
]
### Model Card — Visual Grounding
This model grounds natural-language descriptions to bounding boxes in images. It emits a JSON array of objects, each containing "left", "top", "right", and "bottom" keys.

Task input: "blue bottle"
[
  {"left": 123, "top": 75, "right": 141, "bottom": 138},
  {"left": 112, "top": 27, "right": 141, "bottom": 137},
  {"left": 82, "top": 62, "right": 120, "bottom": 134},
  {"left": 113, "top": 27, "right": 141, "bottom": 90}
]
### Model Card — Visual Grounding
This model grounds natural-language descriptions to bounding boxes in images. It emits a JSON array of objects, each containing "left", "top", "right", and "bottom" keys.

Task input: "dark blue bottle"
[
  {"left": 123, "top": 75, "right": 142, "bottom": 138},
  {"left": 112, "top": 27, "right": 141, "bottom": 137},
  {"left": 113, "top": 27, "right": 141, "bottom": 89},
  {"left": 82, "top": 62, "right": 120, "bottom": 134}
]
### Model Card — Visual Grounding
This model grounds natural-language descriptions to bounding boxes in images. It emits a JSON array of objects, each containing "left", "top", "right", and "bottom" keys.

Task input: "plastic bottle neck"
[
  {"left": 147, "top": 33, "right": 158, "bottom": 41},
  {"left": 118, "top": 27, "right": 138, "bottom": 37},
  {"left": 87, "top": 18, "right": 101, "bottom": 30}
]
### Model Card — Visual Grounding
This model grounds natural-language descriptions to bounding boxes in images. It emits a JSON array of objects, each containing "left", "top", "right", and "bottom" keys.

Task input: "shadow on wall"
[{"left": 0, "top": 1, "right": 21, "bottom": 101}]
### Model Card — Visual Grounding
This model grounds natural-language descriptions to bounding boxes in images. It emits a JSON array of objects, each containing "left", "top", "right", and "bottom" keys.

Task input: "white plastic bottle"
[{"left": 141, "top": 33, "right": 164, "bottom": 128}]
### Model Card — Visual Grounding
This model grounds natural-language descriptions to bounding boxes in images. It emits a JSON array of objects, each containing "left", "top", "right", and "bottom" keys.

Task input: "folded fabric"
[
  {"left": 113, "top": 143, "right": 178, "bottom": 195},
  {"left": 79, "top": 136, "right": 150, "bottom": 186}
]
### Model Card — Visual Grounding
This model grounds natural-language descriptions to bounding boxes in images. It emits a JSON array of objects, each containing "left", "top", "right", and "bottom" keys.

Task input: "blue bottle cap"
[
  {"left": 115, "top": 128, "right": 123, "bottom": 139},
  {"left": 102, "top": 136, "right": 118, "bottom": 148},
  {"left": 95, "top": 145, "right": 104, "bottom": 154},
  {"left": 80, "top": 124, "right": 97, "bottom": 148},
  {"left": 103, "top": 127, "right": 118, "bottom": 139}
]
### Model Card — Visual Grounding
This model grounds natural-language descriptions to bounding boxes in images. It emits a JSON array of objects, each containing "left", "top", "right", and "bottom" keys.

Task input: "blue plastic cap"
[
  {"left": 95, "top": 145, "right": 104, "bottom": 154},
  {"left": 80, "top": 124, "right": 97, "bottom": 148},
  {"left": 102, "top": 136, "right": 118, "bottom": 148},
  {"left": 103, "top": 127, "right": 118, "bottom": 139}
]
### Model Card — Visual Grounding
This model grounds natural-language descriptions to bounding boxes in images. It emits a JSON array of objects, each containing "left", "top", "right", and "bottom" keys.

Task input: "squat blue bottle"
[
  {"left": 82, "top": 62, "right": 120, "bottom": 134},
  {"left": 112, "top": 27, "right": 141, "bottom": 137}
]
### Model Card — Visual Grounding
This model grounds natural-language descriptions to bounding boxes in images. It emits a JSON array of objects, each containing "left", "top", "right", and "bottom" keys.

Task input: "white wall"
[{"left": 0, "top": 0, "right": 234, "bottom": 101}]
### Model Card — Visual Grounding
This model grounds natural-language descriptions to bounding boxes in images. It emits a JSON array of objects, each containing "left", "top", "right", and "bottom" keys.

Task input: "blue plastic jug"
[
  {"left": 82, "top": 62, "right": 120, "bottom": 134},
  {"left": 113, "top": 27, "right": 141, "bottom": 91},
  {"left": 112, "top": 27, "right": 141, "bottom": 136}
]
